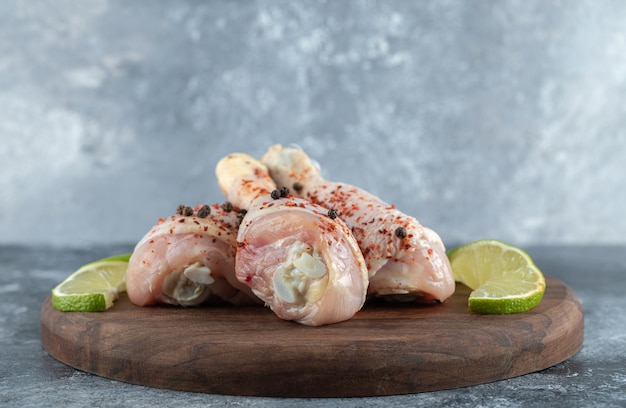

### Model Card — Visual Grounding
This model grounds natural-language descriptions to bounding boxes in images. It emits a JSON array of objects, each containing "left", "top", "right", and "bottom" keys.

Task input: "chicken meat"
[
  {"left": 260, "top": 144, "right": 455, "bottom": 303},
  {"left": 126, "top": 203, "right": 259, "bottom": 307},
  {"left": 216, "top": 153, "right": 369, "bottom": 326}
]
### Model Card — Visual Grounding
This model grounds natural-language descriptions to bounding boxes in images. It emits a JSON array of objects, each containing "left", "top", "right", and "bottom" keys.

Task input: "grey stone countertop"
[{"left": 1, "top": 244, "right": 625, "bottom": 407}]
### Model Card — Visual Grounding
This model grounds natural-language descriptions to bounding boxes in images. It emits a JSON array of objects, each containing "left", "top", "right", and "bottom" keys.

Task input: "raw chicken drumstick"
[
  {"left": 126, "top": 203, "right": 259, "bottom": 307},
  {"left": 261, "top": 144, "right": 455, "bottom": 303},
  {"left": 216, "top": 153, "right": 369, "bottom": 326}
]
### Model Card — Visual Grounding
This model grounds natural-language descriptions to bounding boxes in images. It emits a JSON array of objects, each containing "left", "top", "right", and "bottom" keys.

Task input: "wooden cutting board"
[{"left": 40, "top": 277, "right": 583, "bottom": 398}]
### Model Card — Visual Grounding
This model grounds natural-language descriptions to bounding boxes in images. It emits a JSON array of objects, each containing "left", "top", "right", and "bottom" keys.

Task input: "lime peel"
[
  {"left": 51, "top": 254, "right": 131, "bottom": 312},
  {"left": 447, "top": 240, "right": 546, "bottom": 314},
  {"left": 82, "top": 253, "right": 131, "bottom": 266}
]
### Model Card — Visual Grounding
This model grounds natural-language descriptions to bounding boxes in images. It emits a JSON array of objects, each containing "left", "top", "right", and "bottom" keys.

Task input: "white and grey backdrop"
[{"left": 1, "top": 0, "right": 625, "bottom": 248}]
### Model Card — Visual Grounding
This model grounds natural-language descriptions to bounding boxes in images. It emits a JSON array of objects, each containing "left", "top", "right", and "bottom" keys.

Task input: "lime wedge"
[
  {"left": 447, "top": 240, "right": 546, "bottom": 314},
  {"left": 51, "top": 254, "right": 131, "bottom": 312}
]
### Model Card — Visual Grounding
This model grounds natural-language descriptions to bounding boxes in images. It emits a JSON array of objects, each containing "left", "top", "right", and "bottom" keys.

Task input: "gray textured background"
[{"left": 1, "top": 0, "right": 625, "bottom": 248}]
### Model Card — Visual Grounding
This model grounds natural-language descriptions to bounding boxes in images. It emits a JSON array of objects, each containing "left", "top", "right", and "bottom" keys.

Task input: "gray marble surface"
[
  {"left": 2, "top": 1, "right": 626, "bottom": 248},
  {"left": 1, "top": 244, "right": 625, "bottom": 407}
]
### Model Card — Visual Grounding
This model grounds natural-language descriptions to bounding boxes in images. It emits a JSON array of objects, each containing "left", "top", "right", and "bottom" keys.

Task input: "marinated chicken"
[
  {"left": 261, "top": 144, "right": 455, "bottom": 303},
  {"left": 216, "top": 153, "right": 369, "bottom": 326},
  {"left": 126, "top": 203, "right": 259, "bottom": 307}
]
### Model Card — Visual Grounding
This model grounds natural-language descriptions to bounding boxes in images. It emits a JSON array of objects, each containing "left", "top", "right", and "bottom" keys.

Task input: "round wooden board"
[{"left": 40, "top": 277, "right": 583, "bottom": 398}]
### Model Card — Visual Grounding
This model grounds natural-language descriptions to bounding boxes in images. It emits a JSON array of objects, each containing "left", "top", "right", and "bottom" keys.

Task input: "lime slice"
[
  {"left": 51, "top": 254, "right": 131, "bottom": 312},
  {"left": 447, "top": 240, "right": 546, "bottom": 314}
]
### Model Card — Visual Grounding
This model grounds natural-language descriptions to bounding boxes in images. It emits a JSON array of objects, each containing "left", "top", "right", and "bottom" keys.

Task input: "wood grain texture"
[{"left": 40, "top": 277, "right": 583, "bottom": 397}]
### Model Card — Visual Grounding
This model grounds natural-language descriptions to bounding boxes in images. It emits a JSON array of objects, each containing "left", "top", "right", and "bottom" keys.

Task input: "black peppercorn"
[
  {"left": 328, "top": 208, "right": 339, "bottom": 219},
  {"left": 292, "top": 182, "right": 303, "bottom": 192},
  {"left": 222, "top": 201, "right": 233, "bottom": 212},
  {"left": 395, "top": 227, "right": 407, "bottom": 239},
  {"left": 270, "top": 189, "right": 281, "bottom": 200},
  {"left": 279, "top": 186, "right": 290, "bottom": 197},
  {"left": 197, "top": 205, "right": 211, "bottom": 218}
]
